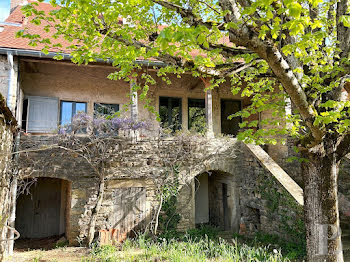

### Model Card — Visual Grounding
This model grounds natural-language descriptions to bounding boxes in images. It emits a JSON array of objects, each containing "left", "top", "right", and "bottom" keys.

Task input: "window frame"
[
  {"left": 159, "top": 96, "right": 182, "bottom": 131},
  {"left": 59, "top": 100, "right": 87, "bottom": 126},
  {"left": 187, "top": 98, "right": 205, "bottom": 131},
  {"left": 93, "top": 103, "right": 120, "bottom": 116}
]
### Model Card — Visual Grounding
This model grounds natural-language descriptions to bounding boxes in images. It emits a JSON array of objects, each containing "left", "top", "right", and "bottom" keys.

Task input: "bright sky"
[{"left": 0, "top": 0, "right": 10, "bottom": 22}]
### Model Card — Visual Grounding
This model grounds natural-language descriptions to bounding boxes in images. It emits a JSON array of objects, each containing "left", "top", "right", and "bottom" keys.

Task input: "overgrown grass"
[
  {"left": 83, "top": 227, "right": 293, "bottom": 262},
  {"left": 251, "top": 232, "right": 306, "bottom": 260}
]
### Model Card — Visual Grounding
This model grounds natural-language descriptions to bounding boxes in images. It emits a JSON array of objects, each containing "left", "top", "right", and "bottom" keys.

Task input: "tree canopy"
[
  {"left": 18, "top": 0, "right": 350, "bottom": 150},
  {"left": 18, "top": 0, "right": 350, "bottom": 260}
]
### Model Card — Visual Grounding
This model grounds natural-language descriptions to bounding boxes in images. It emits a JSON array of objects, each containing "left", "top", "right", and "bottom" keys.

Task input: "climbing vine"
[{"left": 257, "top": 171, "right": 305, "bottom": 256}]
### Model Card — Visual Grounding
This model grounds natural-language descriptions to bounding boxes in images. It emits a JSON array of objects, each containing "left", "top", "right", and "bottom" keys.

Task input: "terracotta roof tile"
[
  {"left": 0, "top": 2, "right": 69, "bottom": 53},
  {"left": 0, "top": 2, "right": 243, "bottom": 64}
]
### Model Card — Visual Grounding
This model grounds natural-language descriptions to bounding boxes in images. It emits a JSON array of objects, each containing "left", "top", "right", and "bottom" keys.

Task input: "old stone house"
[{"left": 0, "top": 0, "right": 341, "bottom": 249}]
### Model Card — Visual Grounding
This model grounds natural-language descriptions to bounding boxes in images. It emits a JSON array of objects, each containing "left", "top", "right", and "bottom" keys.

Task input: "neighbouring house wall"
[{"left": 0, "top": 96, "right": 15, "bottom": 260}]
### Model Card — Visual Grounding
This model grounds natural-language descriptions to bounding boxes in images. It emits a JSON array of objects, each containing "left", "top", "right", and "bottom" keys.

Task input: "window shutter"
[{"left": 27, "top": 96, "right": 59, "bottom": 133}]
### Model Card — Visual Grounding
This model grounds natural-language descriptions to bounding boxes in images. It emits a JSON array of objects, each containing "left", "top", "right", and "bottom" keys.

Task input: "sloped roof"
[
  {"left": 0, "top": 2, "right": 241, "bottom": 65},
  {"left": 0, "top": 2, "right": 65, "bottom": 53}
]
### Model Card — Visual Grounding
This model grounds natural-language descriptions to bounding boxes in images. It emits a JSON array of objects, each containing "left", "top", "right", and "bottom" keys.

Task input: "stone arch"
[
  {"left": 15, "top": 177, "right": 71, "bottom": 248},
  {"left": 194, "top": 169, "right": 240, "bottom": 232}
]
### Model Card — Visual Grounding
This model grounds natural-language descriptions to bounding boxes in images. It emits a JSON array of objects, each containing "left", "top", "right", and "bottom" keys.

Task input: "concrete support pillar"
[
  {"left": 130, "top": 76, "right": 138, "bottom": 122},
  {"left": 203, "top": 78, "right": 214, "bottom": 138},
  {"left": 129, "top": 75, "right": 139, "bottom": 141}
]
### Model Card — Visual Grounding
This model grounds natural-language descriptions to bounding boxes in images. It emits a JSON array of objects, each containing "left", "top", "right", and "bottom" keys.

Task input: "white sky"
[{"left": 0, "top": 0, "right": 10, "bottom": 22}]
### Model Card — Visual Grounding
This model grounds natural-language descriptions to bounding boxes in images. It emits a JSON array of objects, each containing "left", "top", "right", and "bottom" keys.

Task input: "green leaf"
[
  {"left": 340, "top": 15, "right": 350, "bottom": 27},
  {"left": 289, "top": 2, "right": 302, "bottom": 19}
]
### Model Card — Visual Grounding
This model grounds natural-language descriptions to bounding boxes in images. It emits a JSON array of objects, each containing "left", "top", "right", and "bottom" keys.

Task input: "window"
[
  {"left": 26, "top": 96, "right": 59, "bottom": 133},
  {"left": 159, "top": 96, "right": 182, "bottom": 131},
  {"left": 188, "top": 98, "right": 206, "bottom": 133},
  {"left": 221, "top": 99, "right": 241, "bottom": 136},
  {"left": 94, "top": 103, "right": 119, "bottom": 116},
  {"left": 60, "top": 101, "right": 87, "bottom": 126}
]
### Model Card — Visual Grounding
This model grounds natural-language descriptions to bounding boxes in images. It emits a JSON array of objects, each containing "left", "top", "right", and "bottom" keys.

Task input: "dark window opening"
[
  {"left": 221, "top": 99, "right": 241, "bottom": 136},
  {"left": 188, "top": 98, "right": 206, "bottom": 133},
  {"left": 159, "top": 97, "right": 182, "bottom": 132},
  {"left": 60, "top": 101, "right": 87, "bottom": 126},
  {"left": 94, "top": 103, "right": 119, "bottom": 116},
  {"left": 22, "top": 99, "right": 28, "bottom": 131}
]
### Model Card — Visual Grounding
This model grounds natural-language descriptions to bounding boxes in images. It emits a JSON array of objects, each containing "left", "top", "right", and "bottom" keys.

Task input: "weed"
[{"left": 85, "top": 231, "right": 292, "bottom": 262}]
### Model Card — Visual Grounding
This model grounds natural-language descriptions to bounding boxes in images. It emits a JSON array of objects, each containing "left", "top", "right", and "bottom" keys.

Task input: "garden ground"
[{"left": 4, "top": 227, "right": 307, "bottom": 262}]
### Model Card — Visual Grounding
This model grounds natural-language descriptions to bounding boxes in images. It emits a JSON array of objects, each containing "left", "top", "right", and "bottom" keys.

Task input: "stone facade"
[
  {"left": 18, "top": 134, "right": 303, "bottom": 245},
  {"left": 0, "top": 56, "right": 306, "bottom": 247}
]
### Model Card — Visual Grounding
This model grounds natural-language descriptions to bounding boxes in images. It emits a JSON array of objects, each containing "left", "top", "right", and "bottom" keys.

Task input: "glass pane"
[
  {"left": 75, "top": 103, "right": 87, "bottom": 114},
  {"left": 94, "top": 103, "right": 119, "bottom": 116},
  {"left": 61, "top": 101, "right": 73, "bottom": 126},
  {"left": 159, "top": 97, "right": 182, "bottom": 132},
  {"left": 171, "top": 100, "right": 181, "bottom": 131},
  {"left": 188, "top": 99, "right": 206, "bottom": 133},
  {"left": 159, "top": 97, "right": 170, "bottom": 129}
]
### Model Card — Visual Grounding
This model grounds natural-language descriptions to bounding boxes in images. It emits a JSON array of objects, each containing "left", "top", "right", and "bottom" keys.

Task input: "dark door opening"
[
  {"left": 15, "top": 178, "right": 70, "bottom": 249},
  {"left": 221, "top": 99, "right": 241, "bottom": 136},
  {"left": 195, "top": 172, "right": 239, "bottom": 231},
  {"left": 222, "top": 183, "right": 229, "bottom": 230}
]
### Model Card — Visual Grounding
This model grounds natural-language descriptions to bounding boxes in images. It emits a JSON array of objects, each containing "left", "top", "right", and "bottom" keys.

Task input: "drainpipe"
[
  {"left": 5, "top": 52, "right": 20, "bottom": 255},
  {"left": 6, "top": 52, "right": 17, "bottom": 114}
]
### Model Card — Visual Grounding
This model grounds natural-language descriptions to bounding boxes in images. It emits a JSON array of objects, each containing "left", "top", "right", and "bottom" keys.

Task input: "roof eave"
[{"left": 0, "top": 47, "right": 167, "bottom": 67}]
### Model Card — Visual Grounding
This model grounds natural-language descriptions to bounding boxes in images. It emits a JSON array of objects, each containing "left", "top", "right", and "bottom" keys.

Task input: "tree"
[{"left": 19, "top": 0, "right": 350, "bottom": 260}]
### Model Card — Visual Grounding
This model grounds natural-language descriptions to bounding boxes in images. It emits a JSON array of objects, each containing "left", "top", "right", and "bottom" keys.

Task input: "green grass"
[
  {"left": 250, "top": 232, "right": 306, "bottom": 260},
  {"left": 83, "top": 228, "right": 293, "bottom": 262}
]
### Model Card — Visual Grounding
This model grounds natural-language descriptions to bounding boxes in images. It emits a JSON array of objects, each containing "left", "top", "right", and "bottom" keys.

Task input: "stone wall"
[
  {"left": 240, "top": 145, "right": 304, "bottom": 242},
  {"left": 17, "top": 134, "right": 304, "bottom": 245},
  {"left": 0, "top": 96, "right": 15, "bottom": 260}
]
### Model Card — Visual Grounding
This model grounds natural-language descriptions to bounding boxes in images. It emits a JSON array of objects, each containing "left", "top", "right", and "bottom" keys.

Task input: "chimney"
[{"left": 10, "top": 0, "right": 28, "bottom": 13}]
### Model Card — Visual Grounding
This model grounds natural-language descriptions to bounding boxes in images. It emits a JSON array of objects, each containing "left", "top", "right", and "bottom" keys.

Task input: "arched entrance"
[
  {"left": 15, "top": 177, "right": 71, "bottom": 244},
  {"left": 195, "top": 171, "right": 239, "bottom": 231}
]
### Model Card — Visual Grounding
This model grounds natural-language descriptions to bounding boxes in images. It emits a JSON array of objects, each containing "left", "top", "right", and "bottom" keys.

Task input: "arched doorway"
[
  {"left": 15, "top": 177, "right": 71, "bottom": 246},
  {"left": 195, "top": 171, "right": 239, "bottom": 231}
]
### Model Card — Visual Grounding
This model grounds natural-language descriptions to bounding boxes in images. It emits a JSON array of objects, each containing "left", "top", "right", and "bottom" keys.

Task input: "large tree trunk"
[{"left": 302, "top": 146, "right": 343, "bottom": 262}]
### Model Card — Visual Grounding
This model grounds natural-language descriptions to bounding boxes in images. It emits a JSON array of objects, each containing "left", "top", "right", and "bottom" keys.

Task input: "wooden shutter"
[{"left": 27, "top": 96, "right": 59, "bottom": 133}]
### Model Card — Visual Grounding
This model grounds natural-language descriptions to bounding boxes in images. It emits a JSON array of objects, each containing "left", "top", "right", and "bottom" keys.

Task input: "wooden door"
[
  {"left": 16, "top": 178, "right": 62, "bottom": 238},
  {"left": 111, "top": 187, "right": 147, "bottom": 235}
]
